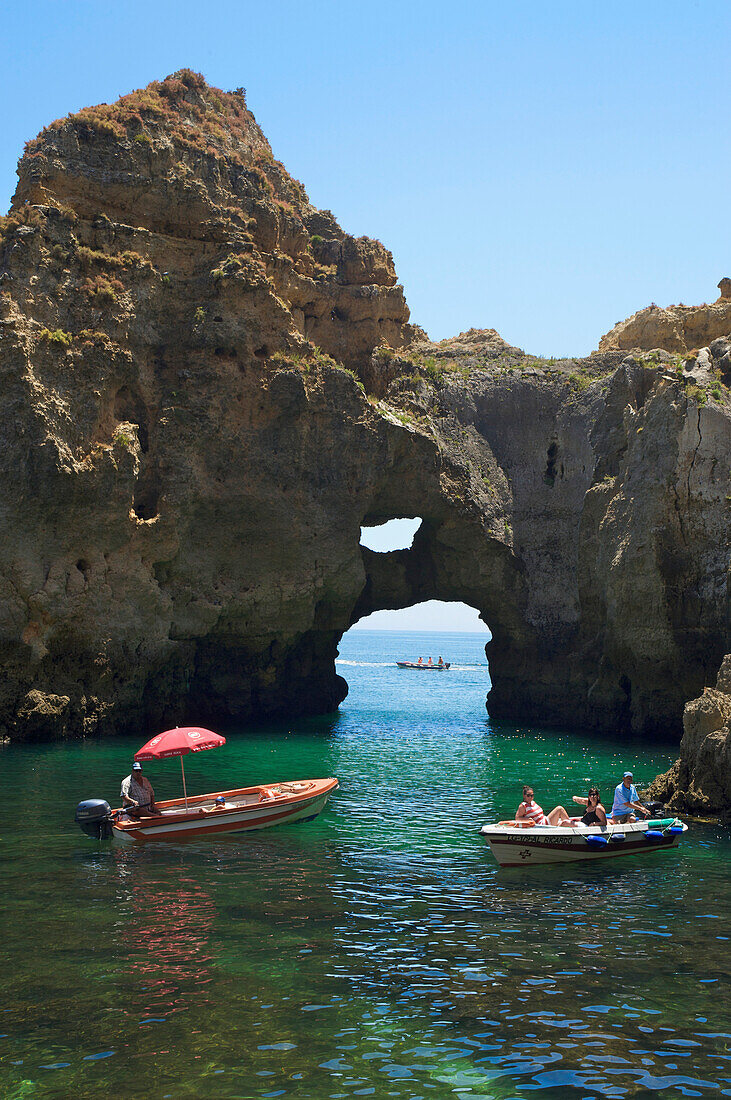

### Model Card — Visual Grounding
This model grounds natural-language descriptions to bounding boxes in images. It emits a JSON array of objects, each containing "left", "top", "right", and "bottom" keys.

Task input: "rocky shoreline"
[
  {"left": 646, "top": 655, "right": 731, "bottom": 821},
  {"left": 0, "top": 71, "right": 729, "bottom": 819}
]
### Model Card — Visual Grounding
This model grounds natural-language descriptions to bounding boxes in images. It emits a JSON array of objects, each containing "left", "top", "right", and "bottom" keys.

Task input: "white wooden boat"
[
  {"left": 479, "top": 816, "right": 687, "bottom": 867},
  {"left": 396, "top": 661, "right": 450, "bottom": 670},
  {"left": 76, "top": 778, "right": 338, "bottom": 844}
]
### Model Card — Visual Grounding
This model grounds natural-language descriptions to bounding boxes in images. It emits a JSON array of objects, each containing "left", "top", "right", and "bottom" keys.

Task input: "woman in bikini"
[
  {"left": 515, "top": 785, "right": 572, "bottom": 826},
  {"left": 571, "top": 787, "right": 607, "bottom": 826}
]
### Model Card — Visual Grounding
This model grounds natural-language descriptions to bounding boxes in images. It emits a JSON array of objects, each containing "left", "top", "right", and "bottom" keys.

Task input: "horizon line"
[{"left": 346, "top": 627, "right": 490, "bottom": 634}]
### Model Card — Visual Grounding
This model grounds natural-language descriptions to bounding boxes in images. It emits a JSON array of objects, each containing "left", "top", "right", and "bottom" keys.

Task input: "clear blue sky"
[{"left": 2, "top": 1, "right": 729, "bottom": 358}]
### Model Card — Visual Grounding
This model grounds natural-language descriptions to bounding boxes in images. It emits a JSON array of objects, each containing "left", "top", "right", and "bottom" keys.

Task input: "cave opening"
[{"left": 337, "top": 599, "right": 491, "bottom": 719}]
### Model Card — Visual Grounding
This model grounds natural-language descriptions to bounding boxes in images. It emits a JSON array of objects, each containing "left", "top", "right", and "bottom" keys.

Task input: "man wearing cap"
[
  {"left": 121, "top": 762, "right": 158, "bottom": 817},
  {"left": 610, "top": 771, "right": 649, "bottom": 823}
]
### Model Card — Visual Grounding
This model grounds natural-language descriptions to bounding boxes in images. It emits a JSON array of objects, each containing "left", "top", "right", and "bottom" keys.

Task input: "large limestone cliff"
[{"left": 1, "top": 72, "right": 730, "bottom": 743}]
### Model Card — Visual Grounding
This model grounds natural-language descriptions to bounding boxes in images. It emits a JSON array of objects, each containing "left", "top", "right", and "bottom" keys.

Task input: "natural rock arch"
[{"left": 0, "top": 73, "right": 729, "bottom": 741}]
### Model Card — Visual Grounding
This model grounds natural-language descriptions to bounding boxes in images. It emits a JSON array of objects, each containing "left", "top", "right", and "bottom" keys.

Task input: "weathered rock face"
[
  {"left": 646, "top": 656, "right": 731, "bottom": 818},
  {"left": 599, "top": 292, "right": 731, "bottom": 355},
  {"left": 0, "top": 73, "right": 729, "bottom": 743}
]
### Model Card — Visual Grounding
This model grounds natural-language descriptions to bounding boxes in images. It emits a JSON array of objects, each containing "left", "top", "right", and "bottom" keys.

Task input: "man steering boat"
[{"left": 120, "top": 761, "right": 158, "bottom": 817}]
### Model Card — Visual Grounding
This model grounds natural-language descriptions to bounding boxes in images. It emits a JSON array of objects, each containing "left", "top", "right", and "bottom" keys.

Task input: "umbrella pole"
[{"left": 181, "top": 756, "right": 188, "bottom": 810}]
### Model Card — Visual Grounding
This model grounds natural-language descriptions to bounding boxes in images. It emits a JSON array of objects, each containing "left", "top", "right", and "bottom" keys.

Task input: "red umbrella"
[{"left": 135, "top": 727, "right": 226, "bottom": 810}]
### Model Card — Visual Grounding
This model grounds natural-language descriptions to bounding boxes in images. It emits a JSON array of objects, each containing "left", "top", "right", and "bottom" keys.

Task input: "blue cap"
[
  {"left": 132, "top": 761, "right": 142, "bottom": 770},
  {"left": 623, "top": 770, "right": 633, "bottom": 778},
  {"left": 215, "top": 795, "right": 226, "bottom": 804}
]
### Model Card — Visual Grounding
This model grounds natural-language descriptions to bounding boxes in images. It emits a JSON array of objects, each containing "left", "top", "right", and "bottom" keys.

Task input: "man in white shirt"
[{"left": 121, "top": 761, "right": 157, "bottom": 817}]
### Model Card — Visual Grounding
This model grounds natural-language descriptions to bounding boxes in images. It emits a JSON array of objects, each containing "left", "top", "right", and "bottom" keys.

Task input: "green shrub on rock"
[{"left": 38, "top": 328, "right": 73, "bottom": 347}]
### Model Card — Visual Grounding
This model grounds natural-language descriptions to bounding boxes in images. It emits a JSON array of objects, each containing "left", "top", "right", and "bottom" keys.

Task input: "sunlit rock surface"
[{"left": 599, "top": 288, "right": 731, "bottom": 355}]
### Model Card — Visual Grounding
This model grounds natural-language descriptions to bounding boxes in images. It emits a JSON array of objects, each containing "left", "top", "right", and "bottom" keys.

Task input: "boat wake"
[{"left": 336, "top": 660, "right": 394, "bottom": 667}]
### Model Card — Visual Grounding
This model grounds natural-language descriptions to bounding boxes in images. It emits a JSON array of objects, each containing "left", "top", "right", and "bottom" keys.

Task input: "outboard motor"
[
  {"left": 641, "top": 800, "right": 666, "bottom": 817},
  {"left": 75, "top": 799, "right": 114, "bottom": 840}
]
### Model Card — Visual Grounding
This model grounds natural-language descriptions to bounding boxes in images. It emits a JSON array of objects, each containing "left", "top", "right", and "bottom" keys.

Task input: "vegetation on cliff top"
[{"left": 21, "top": 69, "right": 303, "bottom": 191}]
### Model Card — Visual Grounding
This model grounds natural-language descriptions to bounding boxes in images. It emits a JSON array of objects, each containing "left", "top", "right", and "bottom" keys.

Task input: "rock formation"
[
  {"left": 0, "top": 72, "right": 729, "bottom": 744},
  {"left": 646, "top": 656, "right": 731, "bottom": 818},
  {"left": 599, "top": 289, "right": 731, "bottom": 355}
]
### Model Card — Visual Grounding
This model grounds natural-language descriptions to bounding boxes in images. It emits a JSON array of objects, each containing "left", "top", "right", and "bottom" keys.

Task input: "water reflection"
[{"left": 113, "top": 850, "right": 217, "bottom": 1019}]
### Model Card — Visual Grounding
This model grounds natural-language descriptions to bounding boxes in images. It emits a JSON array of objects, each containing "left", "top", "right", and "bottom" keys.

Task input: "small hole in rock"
[
  {"left": 360, "top": 517, "right": 422, "bottom": 552},
  {"left": 544, "top": 441, "right": 558, "bottom": 486}
]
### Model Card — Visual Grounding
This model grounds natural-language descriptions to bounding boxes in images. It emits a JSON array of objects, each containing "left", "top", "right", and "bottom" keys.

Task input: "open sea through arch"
[{"left": 0, "top": 627, "right": 729, "bottom": 1099}]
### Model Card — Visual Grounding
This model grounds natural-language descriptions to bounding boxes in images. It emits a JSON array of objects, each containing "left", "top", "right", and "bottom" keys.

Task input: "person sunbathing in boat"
[
  {"left": 203, "top": 795, "right": 231, "bottom": 813},
  {"left": 571, "top": 787, "right": 607, "bottom": 826},
  {"left": 120, "top": 761, "right": 158, "bottom": 817},
  {"left": 515, "top": 785, "right": 571, "bottom": 826}
]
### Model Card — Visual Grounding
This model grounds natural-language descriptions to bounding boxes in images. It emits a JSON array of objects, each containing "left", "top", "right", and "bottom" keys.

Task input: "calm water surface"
[{"left": 1, "top": 629, "right": 729, "bottom": 1099}]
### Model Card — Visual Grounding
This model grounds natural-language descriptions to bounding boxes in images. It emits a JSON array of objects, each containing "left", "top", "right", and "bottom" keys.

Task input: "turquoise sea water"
[{"left": 0, "top": 628, "right": 729, "bottom": 1099}]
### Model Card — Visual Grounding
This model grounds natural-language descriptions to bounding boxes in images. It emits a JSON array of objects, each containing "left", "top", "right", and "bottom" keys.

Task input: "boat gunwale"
[{"left": 479, "top": 818, "right": 686, "bottom": 839}]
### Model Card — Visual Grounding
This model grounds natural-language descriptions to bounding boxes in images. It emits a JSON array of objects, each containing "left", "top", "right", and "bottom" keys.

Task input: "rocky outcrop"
[
  {"left": 646, "top": 656, "right": 731, "bottom": 818},
  {"left": 598, "top": 289, "right": 731, "bottom": 355},
  {"left": 0, "top": 73, "right": 729, "bottom": 742}
]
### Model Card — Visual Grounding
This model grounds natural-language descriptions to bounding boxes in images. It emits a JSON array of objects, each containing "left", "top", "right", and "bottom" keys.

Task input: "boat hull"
[
  {"left": 111, "top": 778, "right": 338, "bottom": 844},
  {"left": 480, "top": 818, "right": 687, "bottom": 867}
]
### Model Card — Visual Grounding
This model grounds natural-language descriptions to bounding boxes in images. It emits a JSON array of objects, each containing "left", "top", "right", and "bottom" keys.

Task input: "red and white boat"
[
  {"left": 74, "top": 726, "right": 338, "bottom": 843},
  {"left": 109, "top": 777, "right": 338, "bottom": 843}
]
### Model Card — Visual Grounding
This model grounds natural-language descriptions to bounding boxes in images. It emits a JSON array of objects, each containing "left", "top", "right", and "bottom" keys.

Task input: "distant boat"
[{"left": 396, "top": 661, "right": 450, "bottom": 670}]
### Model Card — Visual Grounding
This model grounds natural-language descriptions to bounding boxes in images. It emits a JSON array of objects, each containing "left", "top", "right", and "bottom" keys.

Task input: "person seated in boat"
[
  {"left": 204, "top": 795, "right": 231, "bottom": 813},
  {"left": 609, "top": 771, "right": 649, "bottom": 823},
  {"left": 120, "top": 761, "right": 158, "bottom": 817},
  {"left": 427, "top": 656, "right": 433, "bottom": 666},
  {"left": 438, "top": 656, "right": 444, "bottom": 667},
  {"left": 571, "top": 787, "right": 607, "bottom": 827},
  {"left": 515, "top": 785, "right": 572, "bottom": 826},
  {"left": 417, "top": 657, "right": 423, "bottom": 666}
]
